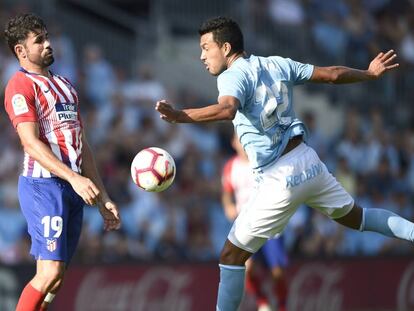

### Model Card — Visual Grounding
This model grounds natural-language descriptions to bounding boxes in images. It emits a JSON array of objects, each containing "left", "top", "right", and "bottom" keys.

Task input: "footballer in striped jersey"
[{"left": 3, "top": 13, "right": 121, "bottom": 311}]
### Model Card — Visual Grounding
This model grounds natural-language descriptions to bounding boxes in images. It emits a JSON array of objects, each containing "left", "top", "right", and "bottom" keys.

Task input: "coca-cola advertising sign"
[
  {"left": 286, "top": 258, "right": 414, "bottom": 311},
  {"left": 53, "top": 264, "right": 219, "bottom": 311},
  {"left": 288, "top": 263, "right": 343, "bottom": 311},
  {"left": 397, "top": 263, "right": 414, "bottom": 311},
  {"left": 49, "top": 259, "right": 414, "bottom": 311}
]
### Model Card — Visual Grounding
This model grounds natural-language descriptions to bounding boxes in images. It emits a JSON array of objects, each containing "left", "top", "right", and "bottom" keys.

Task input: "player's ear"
[
  {"left": 15, "top": 44, "right": 26, "bottom": 59},
  {"left": 223, "top": 42, "right": 232, "bottom": 57}
]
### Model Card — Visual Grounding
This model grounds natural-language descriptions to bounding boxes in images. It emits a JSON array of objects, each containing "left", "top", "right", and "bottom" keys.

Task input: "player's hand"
[
  {"left": 69, "top": 174, "right": 100, "bottom": 206},
  {"left": 155, "top": 100, "right": 180, "bottom": 123},
  {"left": 98, "top": 200, "right": 121, "bottom": 231},
  {"left": 367, "top": 49, "right": 399, "bottom": 78}
]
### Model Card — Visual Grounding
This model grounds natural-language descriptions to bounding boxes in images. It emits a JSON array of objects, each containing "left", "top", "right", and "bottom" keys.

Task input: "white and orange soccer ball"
[{"left": 130, "top": 147, "right": 176, "bottom": 192}]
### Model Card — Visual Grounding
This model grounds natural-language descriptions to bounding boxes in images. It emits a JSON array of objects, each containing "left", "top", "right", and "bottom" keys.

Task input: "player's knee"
[
  {"left": 219, "top": 240, "right": 251, "bottom": 265},
  {"left": 334, "top": 203, "right": 363, "bottom": 230},
  {"left": 36, "top": 263, "right": 65, "bottom": 288},
  {"left": 37, "top": 269, "right": 64, "bottom": 285},
  {"left": 219, "top": 245, "right": 237, "bottom": 264},
  {"left": 271, "top": 267, "right": 284, "bottom": 280}
]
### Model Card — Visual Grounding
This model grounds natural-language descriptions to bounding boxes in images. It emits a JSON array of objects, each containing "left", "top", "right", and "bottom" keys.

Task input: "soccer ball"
[{"left": 130, "top": 147, "right": 176, "bottom": 192}]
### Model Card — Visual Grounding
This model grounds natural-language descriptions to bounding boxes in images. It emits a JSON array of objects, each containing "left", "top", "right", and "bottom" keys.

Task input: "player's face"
[
  {"left": 19, "top": 30, "right": 54, "bottom": 68},
  {"left": 200, "top": 33, "right": 228, "bottom": 76}
]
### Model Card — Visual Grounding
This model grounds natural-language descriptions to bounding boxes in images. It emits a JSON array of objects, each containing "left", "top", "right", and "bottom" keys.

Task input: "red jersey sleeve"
[
  {"left": 4, "top": 73, "right": 37, "bottom": 128},
  {"left": 222, "top": 157, "right": 235, "bottom": 193}
]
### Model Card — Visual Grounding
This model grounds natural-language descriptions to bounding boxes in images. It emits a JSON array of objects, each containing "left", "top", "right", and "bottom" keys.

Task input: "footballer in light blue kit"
[
  {"left": 219, "top": 54, "right": 312, "bottom": 170},
  {"left": 156, "top": 17, "right": 414, "bottom": 311}
]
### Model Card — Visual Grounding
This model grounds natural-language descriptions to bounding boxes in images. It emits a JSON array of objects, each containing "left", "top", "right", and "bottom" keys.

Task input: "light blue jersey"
[{"left": 217, "top": 55, "right": 314, "bottom": 169}]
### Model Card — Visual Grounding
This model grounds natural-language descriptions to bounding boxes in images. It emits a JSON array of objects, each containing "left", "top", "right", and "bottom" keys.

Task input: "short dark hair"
[
  {"left": 4, "top": 13, "right": 47, "bottom": 56},
  {"left": 198, "top": 17, "right": 244, "bottom": 56}
]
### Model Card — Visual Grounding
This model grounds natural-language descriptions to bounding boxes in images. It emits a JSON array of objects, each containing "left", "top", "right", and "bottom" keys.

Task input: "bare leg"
[
  {"left": 219, "top": 239, "right": 253, "bottom": 265},
  {"left": 16, "top": 260, "right": 65, "bottom": 311},
  {"left": 334, "top": 204, "right": 362, "bottom": 230}
]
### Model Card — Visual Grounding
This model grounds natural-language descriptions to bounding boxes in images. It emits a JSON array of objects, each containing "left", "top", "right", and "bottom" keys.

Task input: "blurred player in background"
[
  {"left": 222, "top": 133, "right": 288, "bottom": 311},
  {"left": 3, "top": 13, "right": 121, "bottom": 311},
  {"left": 156, "top": 16, "right": 414, "bottom": 311}
]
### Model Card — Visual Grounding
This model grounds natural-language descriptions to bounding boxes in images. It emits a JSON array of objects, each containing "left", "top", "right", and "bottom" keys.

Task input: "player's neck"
[
  {"left": 20, "top": 62, "right": 50, "bottom": 77},
  {"left": 227, "top": 52, "right": 244, "bottom": 69}
]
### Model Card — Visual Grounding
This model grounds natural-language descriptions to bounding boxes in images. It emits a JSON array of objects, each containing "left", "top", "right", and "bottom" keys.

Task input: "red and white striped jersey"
[
  {"left": 4, "top": 68, "right": 83, "bottom": 178},
  {"left": 221, "top": 155, "right": 254, "bottom": 213}
]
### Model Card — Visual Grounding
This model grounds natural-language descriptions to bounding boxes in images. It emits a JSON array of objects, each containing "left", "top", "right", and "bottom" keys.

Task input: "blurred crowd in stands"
[{"left": 0, "top": 0, "right": 414, "bottom": 265}]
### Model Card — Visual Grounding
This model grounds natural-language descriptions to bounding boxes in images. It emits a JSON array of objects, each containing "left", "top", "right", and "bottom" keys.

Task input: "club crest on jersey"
[
  {"left": 11, "top": 94, "right": 29, "bottom": 115},
  {"left": 55, "top": 102, "right": 77, "bottom": 121},
  {"left": 46, "top": 239, "right": 57, "bottom": 252}
]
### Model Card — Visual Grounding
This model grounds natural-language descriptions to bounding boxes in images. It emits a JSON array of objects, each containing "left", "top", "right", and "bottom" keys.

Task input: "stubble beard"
[
  {"left": 43, "top": 54, "right": 55, "bottom": 67},
  {"left": 25, "top": 50, "right": 55, "bottom": 70}
]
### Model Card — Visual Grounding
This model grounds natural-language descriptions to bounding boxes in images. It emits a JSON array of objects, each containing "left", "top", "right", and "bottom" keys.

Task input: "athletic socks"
[
  {"left": 16, "top": 283, "right": 46, "bottom": 311},
  {"left": 274, "top": 277, "right": 288, "bottom": 311},
  {"left": 360, "top": 208, "right": 414, "bottom": 242},
  {"left": 216, "top": 264, "right": 246, "bottom": 311}
]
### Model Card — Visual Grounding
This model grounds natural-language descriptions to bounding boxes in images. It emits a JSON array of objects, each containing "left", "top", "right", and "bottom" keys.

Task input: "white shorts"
[{"left": 228, "top": 143, "right": 354, "bottom": 253}]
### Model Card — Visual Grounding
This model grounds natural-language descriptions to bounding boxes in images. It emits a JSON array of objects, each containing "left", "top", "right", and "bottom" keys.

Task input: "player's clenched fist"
[{"left": 155, "top": 100, "right": 179, "bottom": 123}]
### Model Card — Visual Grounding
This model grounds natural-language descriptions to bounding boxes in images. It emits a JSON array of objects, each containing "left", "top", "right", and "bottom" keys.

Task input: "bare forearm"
[
  {"left": 311, "top": 51, "right": 398, "bottom": 84},
  {"left": 81, "top": 141, "right": 109, "bottom": 201},
  {"left": 327, "top": 66, "right": 375, "bottom": 84},
  {"left": 177, "top": 103, "right": 235, "bottom": 123},
  {"left": 23, "top": 140, "right": 77, "bottom": 181},
  {"left": 156, "top": 96, "right": 239, "bottom": 123}
]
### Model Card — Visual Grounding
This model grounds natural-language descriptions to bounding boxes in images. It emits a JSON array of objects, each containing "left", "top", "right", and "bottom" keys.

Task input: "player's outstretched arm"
[
  {"left": 155, "top": 96, "right": 239, "bottom": 123},
  {"left": 310, "top": 49, "right": 399, "bottom": 84},
  {"left": 80, "top": 130, "right": 121, "bottom": 231}
]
